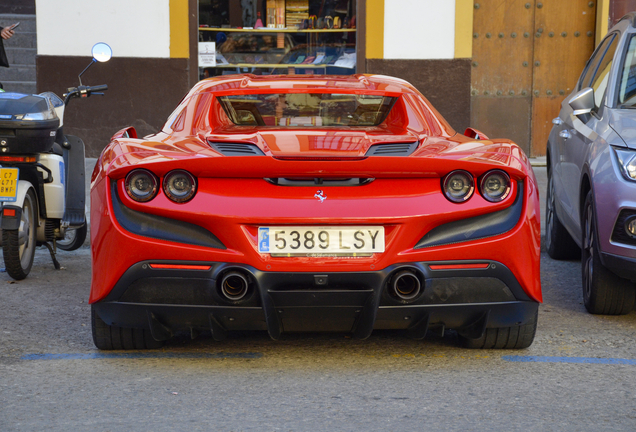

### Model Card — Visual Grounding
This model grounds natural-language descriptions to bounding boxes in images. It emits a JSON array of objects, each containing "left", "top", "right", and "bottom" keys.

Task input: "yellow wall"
[
  {"left": 170, "top": 0, "right": 189, "bottom": 58},
  {"left": 596, "top": 0, "right": 610, "bottom": 46},
  {"left": 366, "top": 0, "right": 473, "bottom": 60},
  {"left": 454, "top": 0, "right": 473, "bottom": 58},
  {"left": 366, "top": 0, "right": 384, "bottom": 59}
]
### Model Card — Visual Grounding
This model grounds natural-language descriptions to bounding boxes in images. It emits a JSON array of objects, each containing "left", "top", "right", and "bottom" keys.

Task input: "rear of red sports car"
[{"left": 90, "top": 75, "right": 541, "bottom": 350}]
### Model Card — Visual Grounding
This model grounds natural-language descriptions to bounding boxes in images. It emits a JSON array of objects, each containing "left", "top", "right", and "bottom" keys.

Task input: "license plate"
[
  {"left": 0, "top": 168, "right": 19, "bottom": 202},
  {"left": 258, "top": 226, "right": 385, "bottom": 255}
]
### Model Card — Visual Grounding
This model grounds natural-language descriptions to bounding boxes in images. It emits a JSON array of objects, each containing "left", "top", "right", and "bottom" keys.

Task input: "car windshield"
[
  {"left": 217, "top": 93, "right": 397, "bottom": 127},
  {"left": 618, "top": 34, "right": 636, "bottom": 107}
]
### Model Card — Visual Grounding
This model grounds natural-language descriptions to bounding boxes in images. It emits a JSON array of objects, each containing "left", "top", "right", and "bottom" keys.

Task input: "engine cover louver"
[
  {"left": 365, "top": 142, "right": 418, "bottom": 156},
  {"left": 209, "top": 142, "right": 265, "bottom": 156}
]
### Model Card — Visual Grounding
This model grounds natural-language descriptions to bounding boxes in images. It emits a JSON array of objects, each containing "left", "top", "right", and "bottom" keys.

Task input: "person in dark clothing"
[{"left": 0, "top": 25, "right": 16, "bottom": 89}]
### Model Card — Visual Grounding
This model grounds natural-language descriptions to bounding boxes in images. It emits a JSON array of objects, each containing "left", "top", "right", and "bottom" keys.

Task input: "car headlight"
[
  {"left": 479, "top": 170, "right": 511, "bottom": 202},
  {"left": 163, "top": 170, "right": 196, "bottom": 203},
  {"left": 613, "top": 147, "right": 636, "bottom": 181},
  {"left": 125, "top": 169, "right": 158, "bottom": 202},
  {"left": 442, "top": 170, "right": 474, "bottom": 203}
]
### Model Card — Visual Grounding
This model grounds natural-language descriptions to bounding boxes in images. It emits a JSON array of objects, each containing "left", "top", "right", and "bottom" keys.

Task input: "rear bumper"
[{"left": 93, "top": 259, "right": 539, "bottom": 340}]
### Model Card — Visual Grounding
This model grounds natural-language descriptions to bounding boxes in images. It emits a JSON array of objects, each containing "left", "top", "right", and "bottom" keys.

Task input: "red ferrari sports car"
[{"left": 90, "top": 74, "right": 541, "bottom": 350}]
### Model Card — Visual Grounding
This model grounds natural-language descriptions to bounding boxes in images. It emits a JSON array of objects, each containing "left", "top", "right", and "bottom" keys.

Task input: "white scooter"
[{"left": 0, "top": 43, "right": 111, "bottom": 280}]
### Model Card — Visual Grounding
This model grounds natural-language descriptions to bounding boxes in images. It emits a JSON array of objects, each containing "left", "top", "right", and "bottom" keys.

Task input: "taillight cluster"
[
  {"left": 125, "top": 169, "right": 197, "bottom": 203},
  {"left": 442, "top": 169, "right": 511, "bottom": 203}
]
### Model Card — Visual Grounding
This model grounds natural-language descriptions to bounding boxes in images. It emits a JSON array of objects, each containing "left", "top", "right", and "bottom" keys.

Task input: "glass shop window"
[{"left": 198, "top": 0, "right": 357, "bottom": 78}]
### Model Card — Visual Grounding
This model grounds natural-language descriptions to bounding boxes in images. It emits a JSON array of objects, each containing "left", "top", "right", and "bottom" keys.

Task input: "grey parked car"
[{"left": 546, "top": 14, "right": 636, "bottom": 315}]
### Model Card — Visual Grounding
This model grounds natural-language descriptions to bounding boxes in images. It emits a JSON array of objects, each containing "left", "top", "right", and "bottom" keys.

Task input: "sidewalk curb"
[{"left": 529, "top": 157, "right": 546, "bottom": 167}]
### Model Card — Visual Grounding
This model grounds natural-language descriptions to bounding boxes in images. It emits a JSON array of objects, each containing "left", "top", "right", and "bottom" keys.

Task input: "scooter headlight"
[
  {"left": 125, "top": 169, "right": 158, "bottom": 202},
  {"left": 17, "top": 98, "right": 58, "bottom": 121},
  {"left": 442, "top": 170, "right": 474, "bottom": 203},
  {"left": 163, "top": 170, "right": 196, "bottom": 203},
  {"left": 479, "top": 170, "right": 511, "bottom": 202},
  {"left": 22, "top": 111, "right": 57, "bottom": 121}
]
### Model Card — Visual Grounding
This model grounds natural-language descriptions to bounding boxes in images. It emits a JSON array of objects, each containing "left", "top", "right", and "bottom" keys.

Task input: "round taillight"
[
  {"left": 480, "top": 170, "right": 511, "bottom": 202},
  {"left": 125, "top": 169, "right": 158, "bottom": 202},
  {"left": 163, "top": 170, "right": 197, "bottom": 203},
  {"left": 442, "top": 170, "right": 475, "bottom": 203}
]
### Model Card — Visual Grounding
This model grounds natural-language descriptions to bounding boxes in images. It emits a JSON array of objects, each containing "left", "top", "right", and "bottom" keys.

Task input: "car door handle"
[
  {"left": 559, "top": 130, "right": 571, "bottom": 140},
  {"left": 552, "top": 117, "right": 563, "bottom": 125}
]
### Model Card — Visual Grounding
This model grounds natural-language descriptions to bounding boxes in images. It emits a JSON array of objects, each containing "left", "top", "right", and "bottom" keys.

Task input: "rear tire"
[
  {"left": 581, "top": 191, "right": 635, "bottom": 315},
  {"left": 545, "top": 169, "right": 579, "bottom": 260},
  {"left": 91, "top": 306, "right": 164, "bottom": 350},
  {"left": 57, "top": 223, "right": 87, "bottom": 251},
  {"left": 2, "top": 189, "right": 37, "bottom": 280},
  {"left": 461, "top": 310, "right": 538, "bottom": 349}
]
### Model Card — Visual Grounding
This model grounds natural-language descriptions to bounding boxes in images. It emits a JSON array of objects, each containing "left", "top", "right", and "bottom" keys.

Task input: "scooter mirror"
[{"left": 92, "top": 43, "right": 112, "bottom": 63}]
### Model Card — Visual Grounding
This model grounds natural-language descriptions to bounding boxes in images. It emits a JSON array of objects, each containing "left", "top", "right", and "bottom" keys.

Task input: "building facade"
[{"left": 25, "top": 0, "right": 635, "bottom": 156}]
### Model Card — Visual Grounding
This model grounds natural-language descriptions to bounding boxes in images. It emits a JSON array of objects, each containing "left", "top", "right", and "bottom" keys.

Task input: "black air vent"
[
  {"left": 365, "top": 142, "right": 418, "bottom": 156},
  {"left": 209, "top": 142, "right": 265, "bottom": 156},
  {"left": 265, "top": 177, "right": 374, "bottom": 186}
]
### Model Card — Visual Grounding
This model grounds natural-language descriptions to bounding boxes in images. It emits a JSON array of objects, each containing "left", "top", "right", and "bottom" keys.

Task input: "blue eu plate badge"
[{"left": 258, "top": 227, "right": 269, "bottom": 252}]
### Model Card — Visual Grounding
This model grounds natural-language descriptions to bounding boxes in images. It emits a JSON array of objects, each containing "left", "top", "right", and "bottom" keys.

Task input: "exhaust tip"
[
  {"left": 220, "top": 271, "right": 249, "bottom": 301},
  {"left": 390, "top": 270, "right": 422, "bottom": 301}
]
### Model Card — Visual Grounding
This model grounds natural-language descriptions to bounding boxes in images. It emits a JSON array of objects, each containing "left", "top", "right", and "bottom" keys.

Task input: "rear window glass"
[{"left": 217, "top": 93, "right": 397, "bottom": 127}]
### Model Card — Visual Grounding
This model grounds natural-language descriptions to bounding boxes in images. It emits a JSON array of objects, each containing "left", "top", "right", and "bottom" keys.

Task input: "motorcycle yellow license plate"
[{"left": 0, "top": 168, "right": 19, "bottom": 202}]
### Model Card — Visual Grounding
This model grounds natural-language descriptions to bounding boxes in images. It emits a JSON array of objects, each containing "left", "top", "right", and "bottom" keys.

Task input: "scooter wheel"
[
  {"left": 3, "top": 189, "right": 37, "bottom": 280},
  {"left": 57, "top": 223, "right": 87, "bottom": 251}
]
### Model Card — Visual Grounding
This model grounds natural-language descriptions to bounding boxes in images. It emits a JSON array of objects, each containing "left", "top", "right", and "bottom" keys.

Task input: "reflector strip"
[
  {"left": 3, "top": 209, "right": 15, "bottom": 216},
  {"left": 428, "top": 263, "right": 490, "bottom": 270},
  {"left": 0, "top": 156, "right": 36, "bottom": 163},
  {"left": 149, "top": 264, "right": 211, "bottom": 270}
]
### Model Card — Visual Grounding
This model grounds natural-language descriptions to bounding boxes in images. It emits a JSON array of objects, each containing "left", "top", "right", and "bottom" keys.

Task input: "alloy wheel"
[{"left": 545, "top": 175, "right": 555, "bottom": 250}]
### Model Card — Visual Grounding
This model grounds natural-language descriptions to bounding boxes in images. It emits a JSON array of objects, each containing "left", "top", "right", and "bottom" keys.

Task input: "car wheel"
[
  {"left": 545, "top": 169, "right": 579, "bottom": 259},
  {"left": 91, "top": 306, "right": 164, "bottom": 350},
  {"left": 461, "top": 310, "right": 537, "bottom": 349},
  {"left": 57, "top": 223, "right": 87, "bottom": 251},
  {"left": 2, "top": 189, "right": 37, "bottom": 280},
  {"left": 581, "top": 191, "right": 635, "bottom": 315}
]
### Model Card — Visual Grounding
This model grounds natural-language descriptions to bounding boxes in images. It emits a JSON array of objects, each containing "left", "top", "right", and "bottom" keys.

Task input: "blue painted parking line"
[
  {"left": 22, "top": 352, "right": 263, "bottom": 360},
  {"left": 503, "top": 355, "right": 636, "bottom": 365}
]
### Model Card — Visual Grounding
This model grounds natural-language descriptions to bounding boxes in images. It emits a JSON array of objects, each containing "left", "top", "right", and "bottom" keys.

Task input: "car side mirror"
[
  {"left": 569, "top": 87, "right": 594, "bottom": 122},
  {"left": 464, "top": 127, "right": 489, "bottom": 140},
  {"left": 111, "top": 126, "right": 137, "bottom": 140}
]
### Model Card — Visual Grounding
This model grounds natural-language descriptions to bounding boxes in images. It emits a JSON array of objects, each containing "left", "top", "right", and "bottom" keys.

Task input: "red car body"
[{"left": 90, "top": 74, "right": 541, "bottom": 350}]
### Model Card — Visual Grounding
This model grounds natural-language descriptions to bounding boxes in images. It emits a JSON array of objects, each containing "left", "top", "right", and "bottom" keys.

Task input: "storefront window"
[{"left": 198, "top": 0, "right": 357, "bottom": 78}]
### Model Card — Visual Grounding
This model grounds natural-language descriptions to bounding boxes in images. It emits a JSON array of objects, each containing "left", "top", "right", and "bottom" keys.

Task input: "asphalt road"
[{"left": 1, "top": 166, "right": 636, "bottom": 431}]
